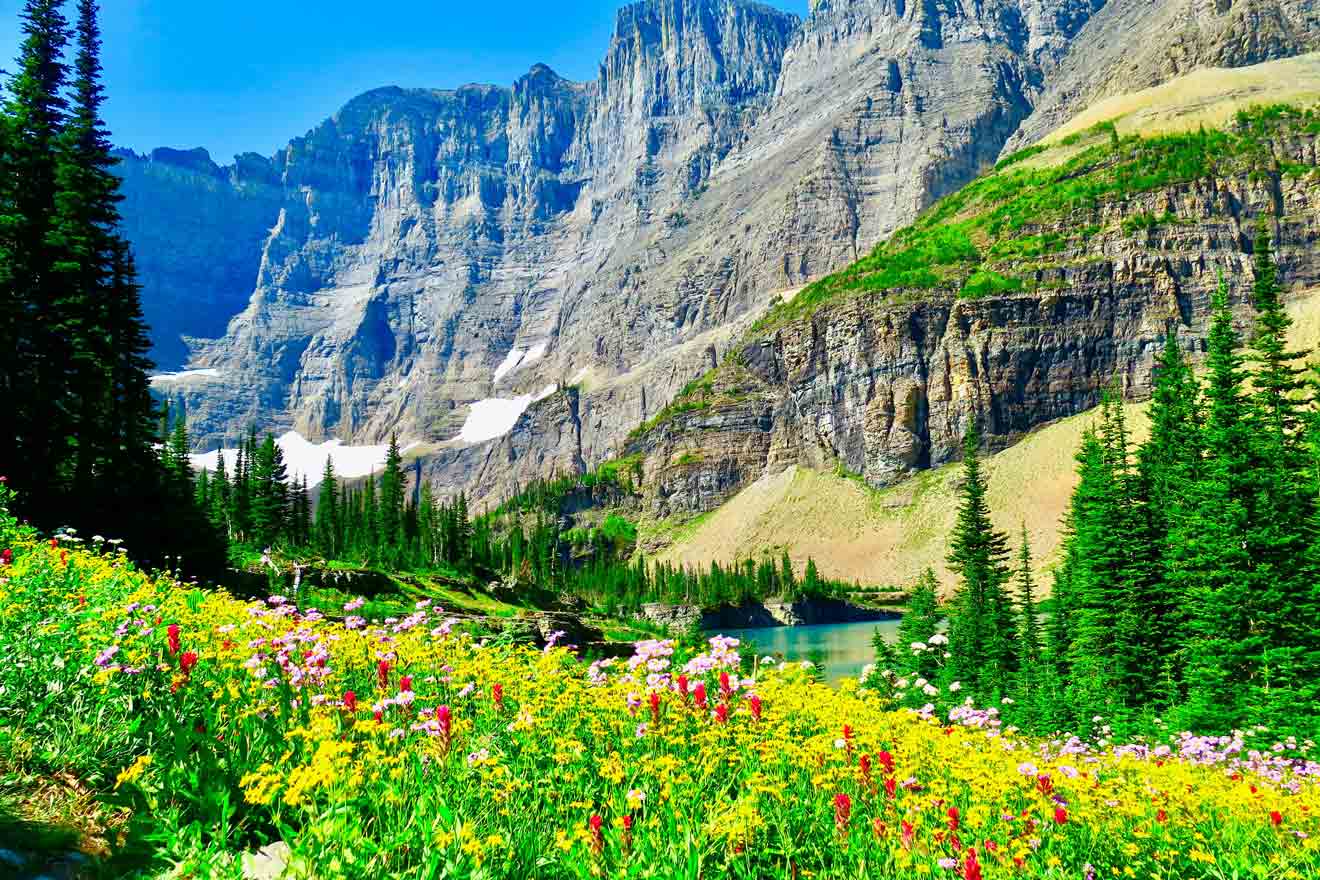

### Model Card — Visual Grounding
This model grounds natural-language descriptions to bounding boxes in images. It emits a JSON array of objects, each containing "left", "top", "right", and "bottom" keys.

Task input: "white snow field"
[
  {"left": 189, "top": 432, "right": 411, "bottom": 486},
  {"left": 150, "top": 368, "right": 223, "bottom": 383},
  {"left": 457, "top": 384, "right": 557, "bottom": 445},
  {"left": 490, "top": 341, "right": 548, "bottom": 384}
]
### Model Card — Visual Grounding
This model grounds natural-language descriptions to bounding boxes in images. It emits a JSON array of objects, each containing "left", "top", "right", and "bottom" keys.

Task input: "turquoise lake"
[{"left": 707, "top": 619, "right": 904, "bottom": 684}]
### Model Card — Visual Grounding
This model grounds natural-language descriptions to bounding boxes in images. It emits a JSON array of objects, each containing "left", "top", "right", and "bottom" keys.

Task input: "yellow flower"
[{"left": 114, "top": 754, "right": 151, "bottom": 789}]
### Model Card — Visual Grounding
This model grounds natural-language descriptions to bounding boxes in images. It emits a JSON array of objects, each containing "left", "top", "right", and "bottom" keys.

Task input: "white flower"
[
  {"left": 761, "top": 656, "right": 776, "bottom": 665},
  {"left": 896, "top": 678, "right": 909, "bottom": 689},
  {"left": 913, "top": 677, "right": 928, "bottom": 689},
  {"left": 928, "top": 633, "right": 948, "bottom": 646},
  {"left": 799, "top": 660, "right": 814, "bottom": 669},
  {"left": 910, "top": 641, "right": 928, "bottom": 652},
  {"left": 948, "top": 681, "right": 962, "bottom": 692},
  {"left": 922, "top": 683, "right": 939, "bottom": 697},
  {"left": 1001, "top": 697, "right": 1015, "bottom": 705}
]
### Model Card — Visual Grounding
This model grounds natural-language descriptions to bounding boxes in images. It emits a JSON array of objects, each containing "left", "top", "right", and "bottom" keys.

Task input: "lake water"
[{"left": 708, "top": 619, "right": 903, "bottom": 684}]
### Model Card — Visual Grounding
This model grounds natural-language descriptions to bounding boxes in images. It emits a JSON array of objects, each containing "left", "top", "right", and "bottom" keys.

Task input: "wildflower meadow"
[{"left": 2, "top": 486, "right": 1319, "bottom": 879}]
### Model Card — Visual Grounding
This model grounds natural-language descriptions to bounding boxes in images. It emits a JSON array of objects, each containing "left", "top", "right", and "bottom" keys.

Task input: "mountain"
[{"left": 123, "top": 0, "right": 1320, "bottom": 506}]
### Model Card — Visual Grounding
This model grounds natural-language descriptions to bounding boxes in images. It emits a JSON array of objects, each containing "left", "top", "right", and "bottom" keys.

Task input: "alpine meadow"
[{"left": 5, "top": 0, "right": 1320, "bottom": 878}]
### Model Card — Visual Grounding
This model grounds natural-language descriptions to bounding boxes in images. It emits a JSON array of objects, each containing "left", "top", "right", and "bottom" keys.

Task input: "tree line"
[
  {"left": 190, "top": 431, "right": 853, "bottom": 613},
  {"left": 883, "top": 223, "right": 1320, "bottom": 736},
  {"left": 0, "top": 1, "right": 224, "bottom": 570}
]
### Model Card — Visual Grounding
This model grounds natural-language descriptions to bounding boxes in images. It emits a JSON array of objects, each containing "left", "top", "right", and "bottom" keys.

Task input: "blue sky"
[{"left": 0, "top": 0, "right": 807, "bottom": 163}]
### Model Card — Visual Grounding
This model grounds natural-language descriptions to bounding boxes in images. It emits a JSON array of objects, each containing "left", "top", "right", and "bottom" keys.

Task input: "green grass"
[{"left": 752, "top": 104, "right": 1318, "bottom": 332}]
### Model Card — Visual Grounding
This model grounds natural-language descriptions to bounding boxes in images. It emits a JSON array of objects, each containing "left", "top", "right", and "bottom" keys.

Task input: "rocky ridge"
[{"left": 121, "top": 0, "right": 1320, "bottom": 507}]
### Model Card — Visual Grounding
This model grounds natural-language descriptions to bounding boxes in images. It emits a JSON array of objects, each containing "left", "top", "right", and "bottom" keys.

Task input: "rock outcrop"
[{"left": 120, "top": 0, "right": 1320, "bottom": 506}]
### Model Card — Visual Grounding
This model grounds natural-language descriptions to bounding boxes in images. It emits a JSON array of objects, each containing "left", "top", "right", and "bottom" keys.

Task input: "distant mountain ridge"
[{"left": 120, "top": 0, "right": 1320, "bottom": 504}]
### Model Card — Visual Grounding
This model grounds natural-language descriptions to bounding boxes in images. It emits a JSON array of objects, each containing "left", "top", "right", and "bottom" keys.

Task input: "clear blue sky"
[{"left": 0, "top": 0, "right": 806, "bottom": 163}]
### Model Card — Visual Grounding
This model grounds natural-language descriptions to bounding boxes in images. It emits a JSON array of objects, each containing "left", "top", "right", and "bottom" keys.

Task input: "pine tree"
[
  {"left": 945, "top": 424, "right": 1015, "bottom": 697},
  {"left": 379, "top": 433, "right": 405, "bottom": 551},
  {"left": 1175, "top": 279, "right": 1255, "bottom": 730},
  {"left": 896, "top": 568, "right": 942, "bottom": 681},
  {"left": 316, "top": 456, "right": 340, "bottom": 557},
  {"left": 2, "top": 0, "right": 72, "bottom": 519}
]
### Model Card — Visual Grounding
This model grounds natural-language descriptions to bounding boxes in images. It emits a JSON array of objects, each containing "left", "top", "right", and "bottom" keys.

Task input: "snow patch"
[
  {"left": 151, "top": 368, "right": 222, "bottom": 384},
  {"left": 457, "top": 384, "right": 560, "bottom": 445},
  {"left": 491, "top": 348, "right": 526, "bottom": 384},
  {"left": 189, "top": 431, "right": 413, "bottom": 487},
  {"left": 491, "top": 341, "right": 549, "bottom": 384}
]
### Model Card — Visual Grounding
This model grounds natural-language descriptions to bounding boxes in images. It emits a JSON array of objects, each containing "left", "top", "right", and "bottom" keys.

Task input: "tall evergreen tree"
[
  {"left": 945, "top": 424, "right": 1015, "bottom": 697},
  {"left": 379, "top": 434, "right": 405, "bottom": 551},
  {"left": 316, "top": 456, "right": 340, "bottom": 557},
  {"left": 2, "top": 0, "right": 71, "bottom": 519}
]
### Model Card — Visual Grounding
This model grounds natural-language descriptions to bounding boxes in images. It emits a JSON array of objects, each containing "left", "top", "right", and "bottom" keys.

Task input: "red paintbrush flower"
[
  {"left": 884, "top": 777, "right": 897, "bottom": 799},
  {"left": 400, "top": 675, "right": 413, "bottom": 692},
  {"left": 834, "top": 792, "right": 851, "bottom": 833},
  {"left": 715, "top": 703, "right": 729, "bottom": 724},
  {"left": 719, "top": 671, "right": 732, "bottom": 701},
  {"left": 649, "top": 691, "right": 660, "bottom": 723},
  {"left": 1053, "top": 807, "right": 1068, "bottom": 825},
  {"left": 589, "top": 814, "right": 604, "bottom": 854},
  {"left": 493, "top": 682, "right": 504, "bottom": 710},
  {"left": 748, "top": 693, "right": 762, "bottom": 721},
  {"left": 962, "top": 846, "right": 983, "bottom": 880},
  {"left": 179, "top": 651, "right": 198, "bottom": 676},
  {"left": 377, "top": 659, "right": 390, "bottom": 689},
  {"left": 677, "top": 674, "right": 689, "bottom": 698},
  {"left": 166, "top": 624, "right": 181, "bottom": 656},
  {"left": 343, "top": 690, "right": 357, "bottom": 713},
  {"left": 693, "top": 682, "right": 707, "bottom": 710},
  {"left": 877, "top": 750, "right": 895, "bottom": 774},
  {"left": 947, "top": 806, "right": 960, "bottom": 831},
  {"left": 1271, "top": 810, "right": 1283, "bottom": 827}
]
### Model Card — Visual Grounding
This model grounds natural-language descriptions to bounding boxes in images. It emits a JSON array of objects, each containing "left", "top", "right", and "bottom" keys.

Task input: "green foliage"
[
  {"left": 757, "top": 106, "right": 1317, "bottom": 330},
  {"left": 959, "top": 269, "right": 1023, "bottom": 300},
  {"left": 944, "top": 425, "right": 1017, "bottom": 699},
  {"left": 0, "top": 1, "right": 224, "bottom": 574}
]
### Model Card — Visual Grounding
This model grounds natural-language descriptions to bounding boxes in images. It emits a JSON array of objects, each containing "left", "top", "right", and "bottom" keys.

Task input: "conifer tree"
[
  {"left": 2, "top": 0, "right": 71, "bottom": 518},
  {"left": 896, "top": 568, "right": 941, "bottom": 681},
  {"left": 1176, "top": 279, "right": 1255, "bottom": 730},
  {"left": 379, "top": 434, "right": 405, "bottom": 551},
  {"left": 316, "top": 456, "right": 340, "bottom": 557},
  {"left": 945, "top": 424, "right": 1015, "bottom": 697}
]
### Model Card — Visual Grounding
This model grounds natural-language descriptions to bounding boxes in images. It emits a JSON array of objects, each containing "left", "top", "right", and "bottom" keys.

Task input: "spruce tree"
[
  {"left": 896, "top": 568, "right": 941, "bottom": 681},
  {"left": 945, "top": 424, "right": 1015, "bottom": 697},
  {"left": 2, "top": 0, "right": 71, "bottom": 518},
  {"left": 316, "top": 456, "right": 340, "bottom": 557},
  {"left": 1175, "top": 279, "right": 1254, "bottom": 730},
  {"left": 379, "top": 433, "right": 405, "bottom": 551}
]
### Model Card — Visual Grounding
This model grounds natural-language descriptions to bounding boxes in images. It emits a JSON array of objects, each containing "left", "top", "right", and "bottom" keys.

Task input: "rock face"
[
  {"left": 626, "top": 139, "right": 1320, "bottom": 517},
  {"left": 120, "top": 0, "right": 1320, "bottom": 503}
]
